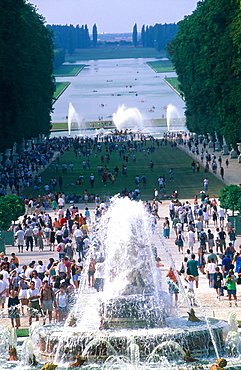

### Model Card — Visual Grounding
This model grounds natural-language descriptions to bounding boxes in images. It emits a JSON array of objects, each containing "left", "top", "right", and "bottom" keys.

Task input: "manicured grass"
[
  {"left": 164, "top": 77, "right": 183, "bottom": 96},
  {"left": 23, "top": 141, "right": 224, "bottom": 201},
  {"left": 53, "top": 82, "right": 70, "bottom": 100},
  {"left": 16, "top": 328, "right": 29, "bottom": 337},
  {"left": 65, "top": 46, "right": 165, "bottom": 62},
  {"left": 147, "top": 60, "right": 174, "bottom": 73},
  {"left": 53, "top": 64, "right": 85, "bottom": 77}
]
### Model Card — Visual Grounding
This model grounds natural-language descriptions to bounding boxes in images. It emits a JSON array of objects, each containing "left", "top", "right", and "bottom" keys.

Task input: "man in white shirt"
[
  {"left": 31, "top": 271, "right": 43, "bottom": 290},
  {"left": 0, "top": 274, "right": 8, "bottom": 311},
  {"left": 187, "top": 229, "right": 195, "bottom": 252},
  {"left": 56, "top": 258, "right": 67, "bottom": 279},
  {"left": 27, "top": 281, "right": 40, "bottom": 325},
  {"left": 15, "top": 226, "right": 25, "bottom": 253}
]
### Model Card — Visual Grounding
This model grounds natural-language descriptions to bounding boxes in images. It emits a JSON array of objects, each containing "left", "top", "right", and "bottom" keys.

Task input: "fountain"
[
  {"left": 166, "top": 103, "right": 186, "bottom": 132},
  {"left": 113, "top": 104, "right": 143, "bottom": 132},
  {"left": 31, "top": 197, "right": 229, "bottom": 369},
  {"left": 67, "top": 102, "right": 85, "bottom": 136}
]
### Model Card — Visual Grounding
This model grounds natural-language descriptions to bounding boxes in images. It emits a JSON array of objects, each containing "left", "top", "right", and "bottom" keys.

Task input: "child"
[
  {"left": 214, "top": 266, "right": 223, "bottom": 300},
  {"left": 8, "top": 289, "right": 21, "bottom": 329},
  {"left": 185, "top": 275, "right": 196, "bottom": 306},
  {"left": 56, "top": 285, "right": 68, "bottom": 322}
]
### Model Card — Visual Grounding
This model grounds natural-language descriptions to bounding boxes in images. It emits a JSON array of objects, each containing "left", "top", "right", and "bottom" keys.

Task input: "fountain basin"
[{"left": 33, "top": 318, "right": 227, "bottom": 362}]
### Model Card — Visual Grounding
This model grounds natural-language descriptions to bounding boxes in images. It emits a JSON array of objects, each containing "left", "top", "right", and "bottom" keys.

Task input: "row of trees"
[
  {"left": 47, "top": 24, "right": 97, "bottom": 54},
  {"left": 142, "top": 23, "right": 178, "bottom": 50},
  {"left": 167, "top": 0, "right": 241, "bottom": 147},
  {"left": 0, "top": 0, "right": 54, "bottom": 151}
]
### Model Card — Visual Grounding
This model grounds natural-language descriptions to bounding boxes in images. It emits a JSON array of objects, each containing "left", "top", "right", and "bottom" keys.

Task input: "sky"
[{"left": 28, "top": 0, "right": 199, "bottom": 34}]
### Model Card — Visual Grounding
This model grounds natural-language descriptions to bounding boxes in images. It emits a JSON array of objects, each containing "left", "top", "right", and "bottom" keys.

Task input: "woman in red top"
[{"left": 166, "top": 267, "right": 180, "bottom": 307}]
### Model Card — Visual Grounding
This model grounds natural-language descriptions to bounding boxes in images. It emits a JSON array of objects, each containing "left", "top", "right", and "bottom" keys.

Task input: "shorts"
[
  {"left": 227, "top": 289, "right": 236, "bottom": 295},
  {"left": 0, "top": 297, "right": 6, "bottom": 305},
  {"left": 88, "top": 271, "right": 95, "bottom": 276},
  {"left": 42, "top": 300, "right": 53, "bottom": 312},
  {"left": 19, "top": 289, "right": 28, "bottom": 299},
  {"left": 28, "top": 300, "right": 41, "bottom": 315},
  {"left": 59, "top": 306, "right": 67, "bottom": 312},
  {"left": 72, "top": 274, "right": 78, "bottom": 282},
  {"left": 194, "top": 276, "right": 199, "bottom": 282}
]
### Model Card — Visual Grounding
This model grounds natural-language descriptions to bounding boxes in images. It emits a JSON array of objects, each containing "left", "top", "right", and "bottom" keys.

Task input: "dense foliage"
[
  {"left": 0, "top": 0, "right": 54, "bottom": 151},
  {"left": 140, "top": 23, "right": 178, "bottom": 51},
  {"left": 132, "top": 24, "right": 138, "bottom": 47},
  {"left": 0, "top": 195, "right": 25, "bottom": 230},
  {"left": 48, "top": 24, "right": 91, "bottom": 53},
  {"left": 167, "top": 0, "right": 241, "bottom": 146},
  {"left": 219, "top": 185, "right": 241, "bottom": 215}
]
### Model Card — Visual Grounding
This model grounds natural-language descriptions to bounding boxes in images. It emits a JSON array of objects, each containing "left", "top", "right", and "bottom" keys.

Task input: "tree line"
[
  {"left": 132, "top": 23, "right": 178, "bottom": 51},
  {"left": 47, "top": 24, "right": 97, "bottom": 55},
  {"left": 0, "top": 0, "right": 54, "bottom": 152},
  {"left": 167, "top": 0, "right": 241, "bottom": 147}
]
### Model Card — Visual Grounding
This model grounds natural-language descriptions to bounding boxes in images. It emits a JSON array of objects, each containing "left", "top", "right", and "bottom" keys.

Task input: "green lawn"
[
  {"left": 53, "top": 82, "right": 70, "bottom": 100},
  {"left": 24, "top": 141, "right": 224, "bottom": 201},
  {"left": 65, "top": 46, "right": 165, "bottom": 62},
  {"left": 164, "top": 77, "right": 183, "bottom": 96},
  {"left": 147, "top": 60, "right": 174, "bottom": 73},
  {"left": 53, "top": 64, "right": 85, "bottom": 77}
]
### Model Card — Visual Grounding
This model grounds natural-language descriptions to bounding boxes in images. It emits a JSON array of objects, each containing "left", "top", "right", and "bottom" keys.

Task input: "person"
[
  {"left": 15, "top": 227, "right": 25, "bottom": 253},
  {"left": 18, "top": 274, "right": 29, "bottom": 315},
  {"left": 36, "top": 228, "right": 44, "bottom": 251},
  {"left": 166, "top": 267, "right": 179, "bottom": 307},
  {"left": 214, "top": 266, "right": 223, "bottom": 300},
  {"left": 88, "top": 257, "right": 96, "bottom": 287},
  {"left": 187, "top": 254, "right": 199, "bottom": 288},
  {"left": 207, "top": 229, "right": 215, "bottom": 251},
  {"left": 27, "top": 281, "right": 41, "bottom": 325},
  {"left": 224, "top": 242, "right": 235, "bottom": 261},
  {"left": 175, "top": 231, "right": 184, "bottom": 254},
  {"left": 205, "top": 258, "right": 216, "bottom": 288},
  {"left": 184, "top": 275, "right": 196, "bottom": 306},
  {"left": 0, "top": 273, "right": 8, "bottom": 313},
  {"left": 56, "top": 284, "right": 68, "bottom": 322},
  {"left": 65, "top": 240, "right": 74, "bottom": 261},
  {"left": 8, "top": 289, "right": 21, "bottom": 329},
  {"left": 187, "top": 229, "right": 195, "bottom": 252},
  {"left": 71, "top": 260, "right": 81, "bottom": 290},
  {"left": 24, "top": 226, "right": 34, "bottom": 252},
  {"left": 226, "top": 269, "right": 238, "bottom": 307},
  {"left": 49, "top": 228, "right": 56, "bottom": 251},
  {"left": 163, "top": 217, "right": 170, "bottom": 238},
  {"left": 94, "top": 258, "right": 105, "bottom": 292},
  {"left": 40, "top": 280, "right": 55, "bottom": 324},
  {"left": 219, "top": 227, "right": 226, "bottom": 252},
  {"left": 228, "top": 227, "right": 236, "bottom": 247},
  {"left": 203, "top": 178, "right": 209, "bottom": 191}
]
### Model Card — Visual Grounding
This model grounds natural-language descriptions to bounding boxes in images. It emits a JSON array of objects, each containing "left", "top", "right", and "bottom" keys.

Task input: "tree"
[
  {"left": 92, "top": 24, "right": 97, "bottom": 47},
  {"left": 0, "top": 0, "right": 54, "bottom": 151},
  {"left": 132, "top": 23, "right": 138, "bottom": 47},
  {"left": 167, "top": 0, "right": 241, "bottom": 147},
  {"left": 141, "top": 25, "right": 146, "bottom": 47},
  {"left": 219, "top": 185, "right": 241, "bottom": 215},
  {"left": 0, "top": 195, "right": 25, "bottom": 230}
]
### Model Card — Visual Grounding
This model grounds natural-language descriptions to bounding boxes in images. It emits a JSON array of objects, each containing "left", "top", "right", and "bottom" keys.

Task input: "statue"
[
  {"left": 210, "top": 358, "right": 227, "bottom": 370},
  {"left": 187, "top": 308, "right": 201, "bottom": 322},
  {"left": 68, "top": 315, "right": 77, "bottom": 327},
  {"left": 8, "top": 346, "right": 18, "bottom": 361},
  {"left": 69, "top": 354, "right": 87, "bottom": 367},
  {"left": 40, "top": 363, "right": 57, "bottom": 370},
  {"left": 28, "top": 353, "right": 38, "bottom": 366}
]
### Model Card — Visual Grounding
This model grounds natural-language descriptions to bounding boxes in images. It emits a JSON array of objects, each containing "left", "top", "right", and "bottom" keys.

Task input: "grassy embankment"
[
  {"left": 24, "top": 141, "right": 224, "bottom": 201},
  {"left": 147, "top": 60, "right": 174, "bottom": 73}
]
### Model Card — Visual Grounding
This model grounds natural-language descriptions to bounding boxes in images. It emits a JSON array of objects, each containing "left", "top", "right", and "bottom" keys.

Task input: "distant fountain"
[
  {"left": 166, "top": 103, "right": 186, "bottom": 132},
  {"left": 113, "top": 104, "right": 143, "bottom": 132},
  {"left": 67, "top": 102, "right": 84, "bottom": 136}
]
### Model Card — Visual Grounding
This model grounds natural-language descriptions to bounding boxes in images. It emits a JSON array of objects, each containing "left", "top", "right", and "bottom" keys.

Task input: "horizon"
[{"left": 28, "top": 0, "right": 199, "bottom": 34}]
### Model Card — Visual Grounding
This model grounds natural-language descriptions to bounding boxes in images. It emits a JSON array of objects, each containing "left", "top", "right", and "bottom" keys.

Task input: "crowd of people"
[{"left": 164, "top": 194, "right": 240, "bottom": 307}]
